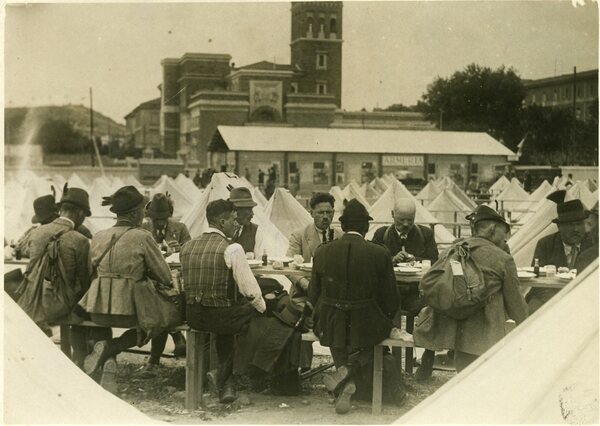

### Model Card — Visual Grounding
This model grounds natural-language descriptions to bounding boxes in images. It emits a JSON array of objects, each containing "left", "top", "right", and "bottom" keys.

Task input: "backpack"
[
  {"left": 419, "top": 240, "right": 495, "bottom": 320},
  {"left": 15, "top": 229, "right": 78, "bottom": 324}
]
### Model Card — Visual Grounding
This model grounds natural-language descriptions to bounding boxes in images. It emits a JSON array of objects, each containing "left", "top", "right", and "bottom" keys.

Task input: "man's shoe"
[
  {"left": 83, "top": 340, "right": 110, "bottom": 375},
  {"left": 334, "top": 380, "right": 356, "bottom": 414},
  {"left": 323, "top": 365, "right": 350, "bottom": 393},
  {"left": 100, "top": 358, "right": 118, "bottom": 393},
  {"left": 219, "top": 384, "right": 237, "bottom": 404},
  {"left": 172, "top": 333, "right": 187, "bottom": 358}
]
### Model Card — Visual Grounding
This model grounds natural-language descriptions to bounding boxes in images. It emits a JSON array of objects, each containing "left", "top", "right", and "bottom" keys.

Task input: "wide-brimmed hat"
[
  {"left": 146, "top": 193, "right": 173, "bottom": 219},
  {"left": 59, "top": 187, "right": 91, "bottom": 217},
  {"left": 103, "top": 185, "right": 147, "bottom": 214},
  {"left": 472, "top": 205, "right": 509, "bottom": 230},
  {"left": 229, "top": 187, "right": 257, "bottom": 208},
  {"left": 32, "top": 194, "right": 59, "bottom": 224},
  {"left": 272, "top": 299, "right": 311, "bottom": 329},
  {"left": 552, "top": 199, "right": 589, "bottom": 224},
  {"left": 339, "top": 199, "right": 373, "bottom": 223}
]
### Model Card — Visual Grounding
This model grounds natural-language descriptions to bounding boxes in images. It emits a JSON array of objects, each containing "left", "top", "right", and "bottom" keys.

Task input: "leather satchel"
[{"left": 133, "top": 280, "right": 184, "bottom": 342}]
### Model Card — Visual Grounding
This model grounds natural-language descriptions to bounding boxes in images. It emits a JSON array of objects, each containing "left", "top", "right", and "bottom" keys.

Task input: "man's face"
[
  {"left": 585, "top": 215, "right": 598, "bottom": 238},
  {"left": 152, "top": 217, "right": 168, "bottom": 231},
  {"left": 220, "top": 211, "right": 238, "bottom": 238},
  {"left": 558, "top": 220, "right": 586, "bottom": 246},
  {"left": 392, "top": 210, "right": 415, "bottom": 236},
  {"left": 490, "top": 223, "right": 510, "bottom": 249},
  {"left": 311, "top": 202, "right": 334, "bottom": 230},
  {"left": 74, "top": 210, "right": 86, "bottom": 229},
  {"left": 235, "top": 207, "right": 254, "bottom": 227}
]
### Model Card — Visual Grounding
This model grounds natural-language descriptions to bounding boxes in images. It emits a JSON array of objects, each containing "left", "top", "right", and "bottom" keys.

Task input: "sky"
[{"left": 4, "top": 1, "right": 598, "bottom": 124}]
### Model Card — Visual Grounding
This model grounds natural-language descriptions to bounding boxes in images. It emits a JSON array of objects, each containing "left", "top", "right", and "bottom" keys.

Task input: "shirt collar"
[
  {"left": 345, "top": 231, "right": 363, "bottom": 238},
  {"left": 207, "top": 227, "right": 227, "bottom": 239},
  {"left": 562, "top": 241, "right": 580, "bottom": 255},
  {"left": 58, "top": 216, "right": 75, "bottom": 229},
  {"left": 315, "top": 224, "right": 329, "bottom": 234}
]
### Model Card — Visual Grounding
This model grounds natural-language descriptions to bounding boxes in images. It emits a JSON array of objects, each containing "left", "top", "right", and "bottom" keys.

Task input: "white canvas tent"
[
  {"left": 488, "top": 175, "right": 510, "bottom": 195},
  {"left": 4, "top": 296, "right": 159, "bottom": 424},
  {"left": 174, "top": 173, "right": 203, "bottom": 199},
  {"left": 415, "top": 181, "right": 442, "bottom": 207},
  {"left": 361, "top": 182, "right": 382, "bottom": 206},
  {"left": 426, "top": 188, "right": 471, "bottom": 225},
  {"left": 264, "top": 188, "right": 312, "bottom": 238},
  {"left": 66, "top": 172, "right": 90, "bottom": 192},
  {"left": 151, "top": 175, "right": 194, "bottom": 220},
  {"left": 370, "top": 177, "right": 390, "bottom": 194},
  {"left": 181, "top": 172, "right": 289, "bottom": 256},
  {"left": 493, "top": 177, "right": 530, "bottom": 212},
  {"left": 514, "top": 180, "right": 554, "bottom": 222},
  {"left": 367, "top": 180, "right": 455, "bottom": 243},
  {"left": 329, "top": 185, "right": 346, "bottom": 221},
  {"left": 341, "top": 180, "right": 371, "bottom": 209},
  {"left": 398, "top": 260, "right": 598, "bottom": 424}
]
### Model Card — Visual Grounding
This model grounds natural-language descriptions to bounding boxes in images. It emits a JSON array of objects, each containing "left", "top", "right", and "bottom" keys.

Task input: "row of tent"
[{"left": 5, "top": 169, "right": 598, "bottom": 265}]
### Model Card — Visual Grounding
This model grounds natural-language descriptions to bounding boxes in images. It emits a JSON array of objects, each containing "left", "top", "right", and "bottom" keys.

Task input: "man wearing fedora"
[
  {"left": 25, "top": 187, "right": 97, "bottom": 368},
  {"left": 141, "top": 193, "right": 191, "bottom": 370},
  {"left": 181, "top": 199, "right": 266, "bottom": 403},
  {"left": 414, "top": 205, "right": 528, "bottom": 373},
  {"left": 576, "top": 201, "right": 599, "bottom": 272},
  {"left": 16, "top": 192, "right": 92, "bottom": 258},
  {"left": 527, "top": 198, "right": 594, "bottom": 313},
  {"left": 79, "top": 186, "right": 173, "bottom": 393},
  {"left": 228, "top": 187, "right": 268, "bottom": 255},
  {"left": 309, "top": 199, "right": 400, "bottom": 414}
]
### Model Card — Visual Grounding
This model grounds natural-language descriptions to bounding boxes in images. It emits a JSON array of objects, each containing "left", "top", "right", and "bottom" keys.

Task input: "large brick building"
[
  {"left": 523, "top": 68, "right": 598, "bottom": 122},
  {"left": 124, "top": 98, "right": 161, "bottom": 149},
  {"left": 142, "top": 1, "right": 433, "bottom": 165}
]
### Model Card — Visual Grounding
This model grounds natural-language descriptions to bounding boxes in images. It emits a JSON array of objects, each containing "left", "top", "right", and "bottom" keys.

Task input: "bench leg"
[
  {"left": 405, "top": 316, "right": 415, "bottom": 374},
  {"left": 186, "top": 329, "right": 205, "bottom": 410},
  {"left": 372, "top": 345, "right": 383, "bottom": 415}
]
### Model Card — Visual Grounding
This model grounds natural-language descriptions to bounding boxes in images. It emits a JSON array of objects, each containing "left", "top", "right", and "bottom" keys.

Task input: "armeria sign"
[{"left": 382, "top": 155, "right": 424, "bottom": 167}]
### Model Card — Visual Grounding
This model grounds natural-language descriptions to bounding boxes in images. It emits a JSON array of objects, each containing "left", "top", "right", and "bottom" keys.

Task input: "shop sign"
[{"left": 382, "top": 155, "right": 424, "bottom": 167}]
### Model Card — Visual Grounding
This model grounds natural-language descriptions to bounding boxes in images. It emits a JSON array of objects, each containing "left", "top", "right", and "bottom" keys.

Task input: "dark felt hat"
[
  {"left": 146, "top": 193, "right": 173, "bottom": 219},
  {"left": 552, "top": 199, "right": 589, "bottom": 224},
  {"left": 228, "top": 187, "right": 257, "bottom": 208},
  {"left": 59, "top": 187, "right": 91, "bottom": 217},
  {"left": 339, "top": 199, "right": 373, "bottom": 223},
  {"left": 272, "top": 299, "right": 309, "bottom": 329},
  {"left": 32, "top": 195, "right": 59, "bottom": 224},
  {"left": 103, "top": 185, "right": 147, "bottom": 214},
  {"left": 472, "top": 205, "right": 509, "bottom": 229}
]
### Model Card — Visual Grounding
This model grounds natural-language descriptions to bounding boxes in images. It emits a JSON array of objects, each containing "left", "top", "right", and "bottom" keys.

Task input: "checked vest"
[{"left": 181, "top": 233, "right": 236, "bottom": 307}]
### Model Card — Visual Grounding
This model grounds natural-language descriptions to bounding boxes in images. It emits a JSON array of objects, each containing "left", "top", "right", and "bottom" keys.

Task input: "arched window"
[
  {"left": 330, "top": 18, "right": 337, "bottom": 34},
  {"left": 307, "top": 17, "right": 314, "bottom": 35}
]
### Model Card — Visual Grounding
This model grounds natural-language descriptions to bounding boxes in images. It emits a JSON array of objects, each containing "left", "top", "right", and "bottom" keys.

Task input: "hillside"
[{"left": 4, "top": 104, "right": 126, "bottom": 145}]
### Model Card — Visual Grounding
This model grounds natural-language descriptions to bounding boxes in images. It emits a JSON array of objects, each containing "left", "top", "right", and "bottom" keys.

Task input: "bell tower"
[{"left": 290, "top": 2, "right": 343, "bottom": 108}]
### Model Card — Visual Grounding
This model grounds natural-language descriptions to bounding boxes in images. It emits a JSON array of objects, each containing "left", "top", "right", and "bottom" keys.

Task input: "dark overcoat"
[{"left": 308, "top": 233, "right": 399, "bottom": 349}]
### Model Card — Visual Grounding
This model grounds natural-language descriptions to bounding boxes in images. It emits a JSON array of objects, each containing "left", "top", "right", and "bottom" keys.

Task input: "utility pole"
[
  {"left": 89, "top": 87, "right": 105, "bottom": 175},
  {"left": 439, "top": 108, "right": 444, "bottom": 130},
  {"left": 570, "top": 67, "right": 577, "bottom": 164}
]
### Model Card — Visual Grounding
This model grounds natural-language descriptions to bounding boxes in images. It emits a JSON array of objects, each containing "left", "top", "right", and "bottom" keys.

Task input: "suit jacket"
[
  {"left": 27, "top": 217, "right": 91, "bottom": 316},
  {"left": 18, "top": 223, "right": 92, "bottom": 258},
  {"left": 79, "top": 221, "right": 172, "bottom": 321},
  {"left": 309, "top": 233, "right": 399, "bottom": 349},
  {"left": 371, "top": 224, "right": 438, "bottom": 263},
  {"left": 286, "top": 223, "right": 343, "bottom": 262},
  {"left": 528, "top": 231, "right": 595, "bottom": 307},
  {"left": 141, "top": 219, "right": 191, "bottom": 247},
  {"left": 414, "top": 237, "right": 528, "bottom": 355}
]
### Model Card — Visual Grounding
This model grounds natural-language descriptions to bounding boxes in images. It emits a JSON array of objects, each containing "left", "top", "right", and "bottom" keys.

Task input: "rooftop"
[{"left": 124, "top": 98, "right": 161, "bottom": 119}]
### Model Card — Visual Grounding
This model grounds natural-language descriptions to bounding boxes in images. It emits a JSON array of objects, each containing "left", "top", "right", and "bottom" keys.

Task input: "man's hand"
[
  {"left": 298, "top": 277, "right": 310, "bottom": 290},
  {"left": 393, "top": 251, "right": 415, "bottom": 264},
  {"left": 167, "top": 240, "right": 181, "bottom": 253}
]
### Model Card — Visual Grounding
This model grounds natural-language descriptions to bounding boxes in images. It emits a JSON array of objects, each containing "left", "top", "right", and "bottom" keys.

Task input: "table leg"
[
  {"left": 372, "top": 345, "right": 383, "bottom": 415},
  {"left": 405, "top": 316, "right": 414, "bottom": 374}
]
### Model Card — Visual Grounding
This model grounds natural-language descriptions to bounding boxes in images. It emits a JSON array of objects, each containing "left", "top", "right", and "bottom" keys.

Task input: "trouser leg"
[
  {"left": 454, "top": 350, "right": 478, "bottom": 373},
  {"left": 70, "top": 325, "right": 89, "bottom": 367},
  {"left": 215, "top": 334, "right": 235, "bottom": 391},
  {"left": 330, "top": 347, "right": 349, "bottom": 368},
  {"left": 299, "top": 341, "right": 314, "bottom": 370},
  {"left": 106, "top": 329, "right": 142, "bottom": 358},
  {"left": 149, "top": 331, "right": 169, "bottom": 365}
]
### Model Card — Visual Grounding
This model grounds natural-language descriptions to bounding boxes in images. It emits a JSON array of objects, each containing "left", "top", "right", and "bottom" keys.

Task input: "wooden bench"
[{"left": 59, "top": 322, "right": 414, "bottom": 414}]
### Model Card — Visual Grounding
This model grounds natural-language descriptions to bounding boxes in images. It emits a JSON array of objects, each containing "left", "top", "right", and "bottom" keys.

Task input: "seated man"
[
  {"left": 181, "top": 200, "right": 266, "bottom": 403},
  {"left": 141, "top": 193, "right": 191, "bottom": 371},
  {"left": 528, "top": 199, "right": 594, "bottom": 314},
  {"left": 309, "top": 199, "right": 400, "bottom": 414},
  {"left": 286, "top": 192, "right": 342, "bottom": 372},
  {"left": 371, "top": 197, "right": 438, "bottom": 380}
]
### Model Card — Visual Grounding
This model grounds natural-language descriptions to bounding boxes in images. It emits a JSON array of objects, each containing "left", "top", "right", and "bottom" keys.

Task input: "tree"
[
  {"left": 419, "top": 63, "right": 526, "bottom": 149},
  {"left": 520, "top": 105, "right": 572, "bottom": 164},
  {"left": 380, "top": 103, "right": 419, "bottom": 112},
  {"left": 37, "top": 118, "right": 86, "bottom": 154}
]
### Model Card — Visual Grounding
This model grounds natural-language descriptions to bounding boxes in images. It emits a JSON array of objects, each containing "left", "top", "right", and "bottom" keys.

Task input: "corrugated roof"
[{"left": 215, "top": 126, "right": 515, "bottom": 157}]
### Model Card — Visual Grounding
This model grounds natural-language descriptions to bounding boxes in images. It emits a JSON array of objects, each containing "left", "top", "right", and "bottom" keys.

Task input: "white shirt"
[
  {"left": 207, "top": 227, "right": 266, "bottom": 313},
  {"left": 562, "top": 242, "right": 580, "bottom": 261},
  {"left": 315, "top": 225, "right": 332, "bottom": 243}
]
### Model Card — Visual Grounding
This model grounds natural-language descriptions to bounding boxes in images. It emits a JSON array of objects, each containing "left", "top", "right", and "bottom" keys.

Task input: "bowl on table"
[
  {"left": 517, "top": 271, "right": 536, "bottom": 281},
  {"left": 268, "top": 257, "right": 294, "bottom": 267}
]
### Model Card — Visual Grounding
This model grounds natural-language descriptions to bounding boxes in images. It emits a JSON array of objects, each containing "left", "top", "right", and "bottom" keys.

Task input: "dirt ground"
[{"left": 111, "top": 352, "right": 454, "bottom": 424}]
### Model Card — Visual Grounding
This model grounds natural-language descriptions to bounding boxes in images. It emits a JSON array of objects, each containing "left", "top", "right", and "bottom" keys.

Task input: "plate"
[
  {"left": 166, "top": 252, "right": 180, "bottom": 264},
  {"left": 269, "top": 257, "right": 294, "bottom": 264},
  {"left": 299, "top": 263, "right": 313, "bottom": 271},
  {"left": 394, "top": 266, "right": 421, "bottom": 275},
  {"left": 556, "top": 273, "right": 573, "bottom": 282},
  {"left": 247, "top": 260, "right": 263, "bottom": 268},
  {"left": 517, "top": 271, "right": 536, "bottom": 280}
]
